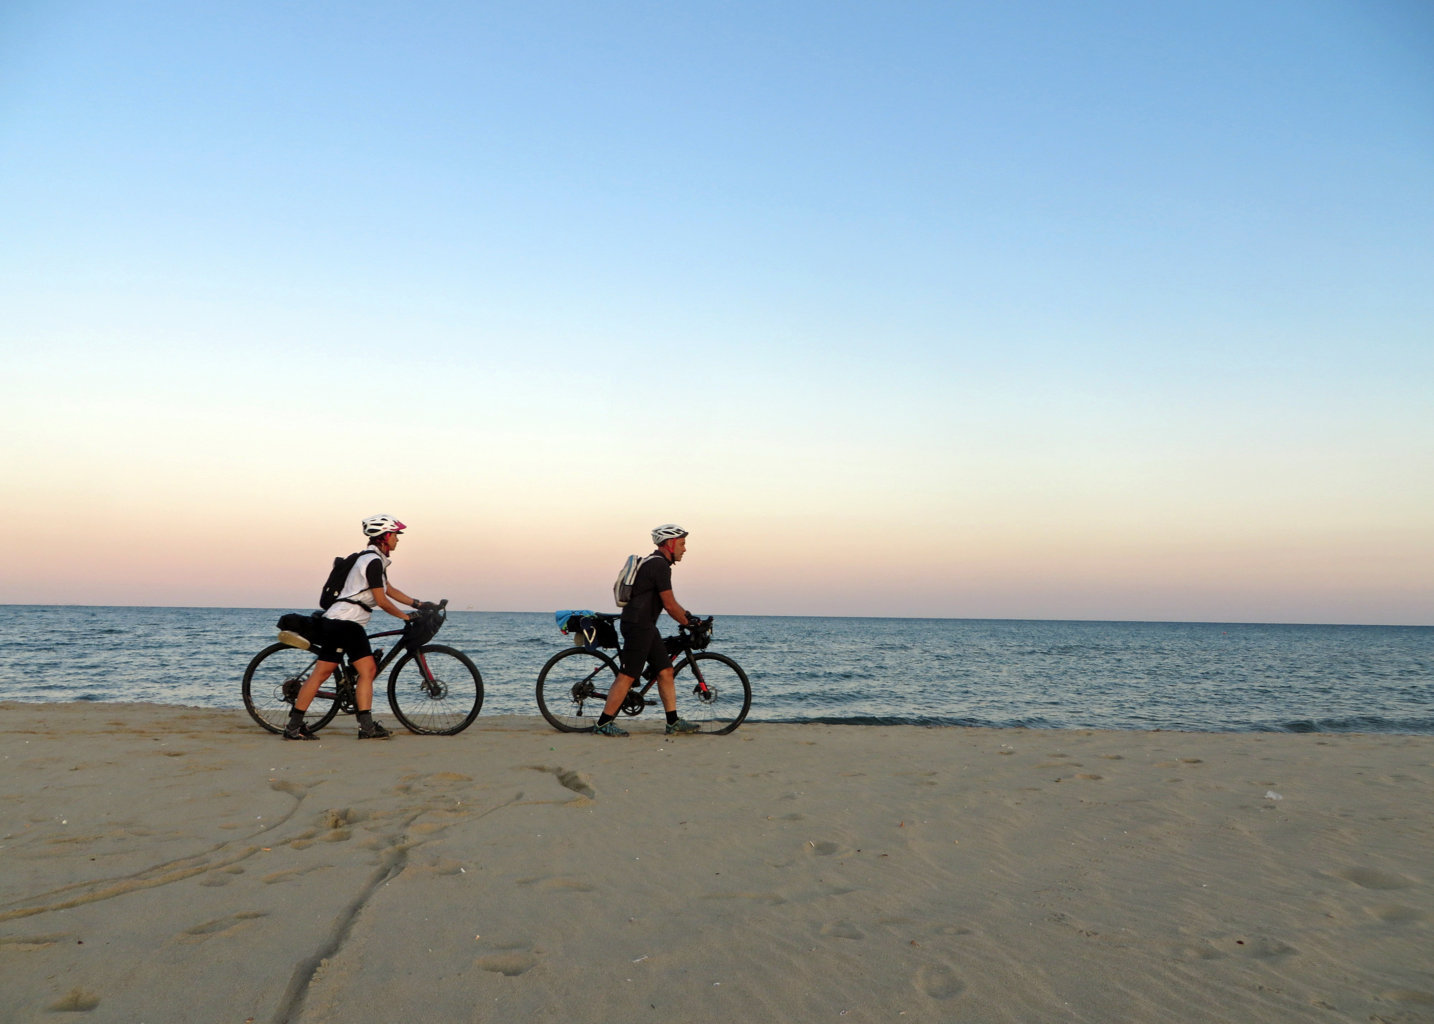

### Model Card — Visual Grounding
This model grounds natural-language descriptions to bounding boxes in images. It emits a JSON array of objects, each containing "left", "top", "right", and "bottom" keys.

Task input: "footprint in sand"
[
  {"left": 201, "top": 865, "right": 246, "bottom": 886},
  {"left": 1338, "top": 867, "right": 1414, "bottom": 891},
  {"left": 1372, "top": 905, "right": 1425, "bottom": 924},
  {"left": 47, "top": 989, "right": 101, "bottom": 1012},
  {"left": 915, "top": 963, "right": 963, "bottom": 999},
  {"left": 553, "top": 769, "right": 595, "bottom": 799},
  {"left": 426, "top": 771, "right": 475, "bottom": 785},
  {"left": 262, "top": 866, "right": 323, "bottom": 884},
  {"left": 0, "top": 934, "right": 66, "bottom": 951},
  {"left": 526, "top": 766, "right": 596, "bottom": 799},
  {"left": 703, "top": 890, "right": 787, "bottom": 906},
  {"left": 898, "top": 770, "right": 939, "bottom": 787},
  {"left": 516, "top": 875, "right": 596, "bottom": 893},
  {"left": 1213, "top": 935, "right": 1296, "bottom": 959},
  {"left": 418, "top": 857, "right": 468, "bottom": 876},
  {"left": 322, "top": 807, "right": 366, "bottom": 828},
  {"left": 1380, "top": 989, "right": 1434, "bottom": 1007},
  {"left": 820, "top": 921, "right": 865, "bottom": 940},
  {"left": 476, "top": 951, "right": 540, "bottom": 976},
  {"left": 181, "top": 911, "right": 268, "bottom": 941}
]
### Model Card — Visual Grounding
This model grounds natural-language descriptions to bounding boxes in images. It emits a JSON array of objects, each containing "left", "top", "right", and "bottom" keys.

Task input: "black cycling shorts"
[
  {"left": 315, "top": 618, "right": 373, "bottom": 664},
  {"left": 619, "top": 622, "right": 673, "bottom": 679}
]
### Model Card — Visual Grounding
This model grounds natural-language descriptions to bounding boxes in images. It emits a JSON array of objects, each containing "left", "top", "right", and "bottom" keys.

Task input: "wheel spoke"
[
  {"left": 241, "top": 644, "right": 340, "bottom": 735},
  {"left": 387, "top": 645, "right": 483, "bottom": 735},
  {"left": 672, "top": 653, "right": 751, "bottom": 735},
  {"left": 537, "top": 648, "right": 619, "bottom": 732}
]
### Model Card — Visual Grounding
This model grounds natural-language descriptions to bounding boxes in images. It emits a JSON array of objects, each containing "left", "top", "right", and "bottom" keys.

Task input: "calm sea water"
[{"left": 0, "top": 605, "right": 1430, "bottom": 733}]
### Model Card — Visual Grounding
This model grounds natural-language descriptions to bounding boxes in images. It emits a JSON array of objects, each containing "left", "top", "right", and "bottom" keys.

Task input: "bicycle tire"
[
  {"left": 386, "top": 644, "right": 484, "bottom": 735},
  {"left": 536, "top": 647, "right": 620, "bottom": 733},
  {"left": 241, "top": 643, "right": 343, "bottom": 735},
  {"left": 672, "top": 652, "right": 751, "bottom": 735}
]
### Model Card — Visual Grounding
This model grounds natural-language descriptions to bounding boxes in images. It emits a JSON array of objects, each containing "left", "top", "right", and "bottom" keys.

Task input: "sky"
[{"left": 2, "top": 1, "right": 1431, "bottom": 624}]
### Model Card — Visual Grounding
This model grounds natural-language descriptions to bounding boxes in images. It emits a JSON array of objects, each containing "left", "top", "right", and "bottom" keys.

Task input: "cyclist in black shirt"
[{"left": 594, "top": 524, "right": 701, "bottom": 737}]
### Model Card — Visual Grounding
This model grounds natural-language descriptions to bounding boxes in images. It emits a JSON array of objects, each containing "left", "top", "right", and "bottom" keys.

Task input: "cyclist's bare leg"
[
  {"left": 654, "top": 667, "right": 677, "bottom": 712},
  {"left": 353, "top": 655, "right": 378, "bottom": 712},
  {"left": 351, "top": 655, "right": 392, "bottom": 737},
  {"left": 602, "top": 673, "right": 638, "bottom": 717},
  {"left": 294, "top": 661, "right": 338, "bottom": 712}
]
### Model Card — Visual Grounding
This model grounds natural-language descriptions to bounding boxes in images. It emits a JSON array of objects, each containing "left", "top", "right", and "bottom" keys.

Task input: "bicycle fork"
[
  {"left": 411, "top": 648, "right": 443, "bottom": 697},
  {"left": 688, "top": 660, "right": 714, "bottom": 702}
]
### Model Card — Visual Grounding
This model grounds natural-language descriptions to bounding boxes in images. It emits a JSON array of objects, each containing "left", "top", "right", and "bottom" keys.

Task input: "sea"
[{"left": 0, "top": 605, "right": 1430, "bottom": 734}]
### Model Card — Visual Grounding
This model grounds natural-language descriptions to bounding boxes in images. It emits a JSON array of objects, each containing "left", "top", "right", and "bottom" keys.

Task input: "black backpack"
[{"left": 319, "top": 551, "right": 367, "bottom": 610}]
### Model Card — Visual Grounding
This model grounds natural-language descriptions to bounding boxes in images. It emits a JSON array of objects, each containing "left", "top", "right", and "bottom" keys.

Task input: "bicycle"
[
  {"left": 242, "top": 599, "right": 483, "bottom": 736},
  {"left": 535, "top": 614, "right": 751, "bottom": 735}
]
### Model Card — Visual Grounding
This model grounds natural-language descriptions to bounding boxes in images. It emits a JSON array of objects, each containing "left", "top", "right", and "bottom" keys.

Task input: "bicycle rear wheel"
[
  {"left": 536, "top": 647, "right": 619, "bottom": 732},
  {"left": 672, "top": 652, "right": 751, "bottom": 735},
  {"left": 241, "top": 643, "right": 342, "bottom": 735},
  {"left": 387, "top": 644, "right": 484, "bottom": 735}
]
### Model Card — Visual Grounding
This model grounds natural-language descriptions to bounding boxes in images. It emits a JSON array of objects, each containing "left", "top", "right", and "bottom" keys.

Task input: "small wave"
[
  {"left": 1272, "top": 715, "right": 1434, "bottom": 734},
  {"left": 759, "top": 713, "right": 976, "bottom": 728}
]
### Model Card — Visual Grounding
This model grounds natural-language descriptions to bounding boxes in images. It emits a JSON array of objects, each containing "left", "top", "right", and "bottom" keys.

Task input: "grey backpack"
[{"left": 613, "top": 554, "right": 659, "bottom": 607}]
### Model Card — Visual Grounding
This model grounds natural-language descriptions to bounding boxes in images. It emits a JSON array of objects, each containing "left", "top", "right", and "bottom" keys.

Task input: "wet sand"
[{"left": 1, "top": 702, "right": 1431, "bottom": 1023}]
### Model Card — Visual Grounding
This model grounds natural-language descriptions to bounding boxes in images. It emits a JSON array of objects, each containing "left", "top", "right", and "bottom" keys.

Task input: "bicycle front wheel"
[
  {"left": 241, "top": 643, "right": 342, "bottom": 735},
  {"left": 536, "top": 647, "right": 619, "bottom": 732},
  {"left": 672, "top": 652, "right": 751, "bottom": 735},
  {"left": 387, "top": 644, "right": 484, "bottom": 735}
]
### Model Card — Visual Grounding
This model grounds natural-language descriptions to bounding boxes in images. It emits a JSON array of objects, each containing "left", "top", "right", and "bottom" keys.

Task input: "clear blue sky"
[{"left": 3, "top": 1, "right": 1431, "bottom": 623}]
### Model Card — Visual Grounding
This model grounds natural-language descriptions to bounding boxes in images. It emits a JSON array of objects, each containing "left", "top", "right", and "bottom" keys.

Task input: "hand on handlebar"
[{"left": 406, "top": 600, "right": 446, "bottom": 627}]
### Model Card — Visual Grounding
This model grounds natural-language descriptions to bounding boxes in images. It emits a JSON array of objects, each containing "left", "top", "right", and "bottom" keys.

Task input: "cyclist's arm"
[
  {"left": 370, "top": 587, "right": 412, "bottom": 621},
  {"left": 659, "top": 590, "right": 693, "bottom": 627},
  {"left": 385, "top": 582, "right": 420, "bottom": 608}
]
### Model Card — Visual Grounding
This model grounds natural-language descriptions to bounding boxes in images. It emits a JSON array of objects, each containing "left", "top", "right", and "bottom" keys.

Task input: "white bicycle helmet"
[
  {"left": 651, "top": 523, "right": 689, "bottom": 545},
  {"left": 362, "top": 514, "right": 407, "bottom": 537}
]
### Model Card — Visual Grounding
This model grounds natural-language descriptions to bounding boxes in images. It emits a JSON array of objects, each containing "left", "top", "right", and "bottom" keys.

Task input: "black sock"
[
  {"left": 357, "top": 710, "right": 373, "bottom": 728},
  {"left": 287, "top": 707, "right": 306, "bottom": 726},
  {"left": 666, "top": 710, "right": 678, "bottom": 725},
  {"left": 597, "top": 712, "right": 614, "bottom": 726}
]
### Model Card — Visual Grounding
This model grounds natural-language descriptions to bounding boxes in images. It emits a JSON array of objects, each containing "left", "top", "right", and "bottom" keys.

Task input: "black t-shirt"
[{"left": 620, "top": 549, "right": 673, "bottom": 628}]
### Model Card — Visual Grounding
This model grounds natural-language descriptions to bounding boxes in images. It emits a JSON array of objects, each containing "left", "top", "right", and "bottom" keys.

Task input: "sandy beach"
[{"left": 1, "top": 702, "right": 1431, "bottom": 1024}]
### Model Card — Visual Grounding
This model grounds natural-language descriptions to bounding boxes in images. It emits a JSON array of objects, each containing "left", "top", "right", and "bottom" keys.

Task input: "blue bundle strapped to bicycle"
[{"left": 554, "top": 609, "right": 619, "bottom": 650}]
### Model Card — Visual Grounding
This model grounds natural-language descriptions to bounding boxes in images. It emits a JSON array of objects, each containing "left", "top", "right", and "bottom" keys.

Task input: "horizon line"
[{"left": 3, "top": 602, "right": 1429, "bottom": 630}]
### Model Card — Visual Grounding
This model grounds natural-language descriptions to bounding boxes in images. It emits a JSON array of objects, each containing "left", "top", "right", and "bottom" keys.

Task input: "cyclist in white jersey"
[{"left": 284, "top": 515, "right": 426, "bottom": 740}]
